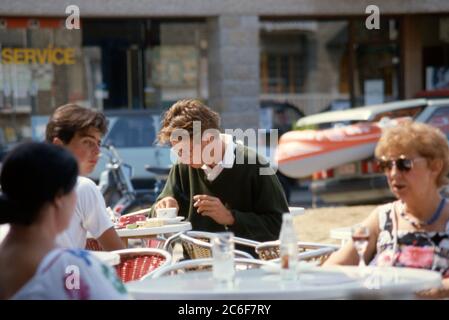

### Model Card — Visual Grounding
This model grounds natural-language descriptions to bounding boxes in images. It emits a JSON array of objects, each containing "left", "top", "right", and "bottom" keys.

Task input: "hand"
[
  {"left": 154, "top": 197, "right": 179, "bottom": 210},
  {"left": 415, "top": 287, "right": 449, "bottom": 299},
  {"left": 193, "top": 194, "right": 235, "bottom": 226},
  {"left": 415, "top": 278, "right": 449, "bottom": 299}
]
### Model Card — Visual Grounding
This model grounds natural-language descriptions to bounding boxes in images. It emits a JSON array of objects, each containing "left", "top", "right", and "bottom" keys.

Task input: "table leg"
[{"left": 122, "top": 237, "right": 129, "bottom": 248}]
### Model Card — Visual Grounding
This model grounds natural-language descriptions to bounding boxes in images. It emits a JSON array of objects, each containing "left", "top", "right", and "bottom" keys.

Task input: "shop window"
[
  {"left": 144, "top": 21, "right": 208, "bottom": 109},
  {"left": 422, "top": 16, "right": 449, "bottom": 92},
  {"left": 0, "top": 18, "right": 83, "bottom": 142},
  {"left": 352, "top": 18, "right": 401, "bottom": 107},
  {"left": 260, "top": 20, "right": 350, "bottom": 113}
]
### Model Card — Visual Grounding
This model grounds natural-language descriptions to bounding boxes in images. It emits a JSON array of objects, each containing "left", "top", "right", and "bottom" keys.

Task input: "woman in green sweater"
[{"left": 152, "top": 99, "right": 288, "bottom": 243}]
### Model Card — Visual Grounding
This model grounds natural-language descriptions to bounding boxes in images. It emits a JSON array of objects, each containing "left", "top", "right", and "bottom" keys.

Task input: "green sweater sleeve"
[{"left": 228, "top": 165, "right": 288, "bottom": 242}]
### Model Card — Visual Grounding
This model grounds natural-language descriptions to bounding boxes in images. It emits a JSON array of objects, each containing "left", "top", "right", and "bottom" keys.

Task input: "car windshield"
[
  {"left": 425, "top": 106, "right": 449, "bottom": 140},
  {"left": 105, "top": 114, "right": 159, "bottom": 148}
]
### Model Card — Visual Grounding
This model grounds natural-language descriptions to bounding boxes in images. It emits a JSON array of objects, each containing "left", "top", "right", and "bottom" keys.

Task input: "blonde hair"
[
  {"left": 157, "top": 99, "right": 220, "bottom": 144},
  {"left": 375, "top": 120, "right": 449, "bottom": 187}
]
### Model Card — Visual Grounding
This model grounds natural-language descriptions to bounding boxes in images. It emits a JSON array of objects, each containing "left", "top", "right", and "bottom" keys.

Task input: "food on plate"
[
  {"left": 138, "top": 219, "right": 165, "bottom": 228},
  {"left": 117, "top": 214, "right": 146, "bottom": 228}
]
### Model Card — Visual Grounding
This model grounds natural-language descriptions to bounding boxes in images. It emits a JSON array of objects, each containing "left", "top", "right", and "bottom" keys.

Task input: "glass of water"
[
  {"left": 212, "top": 232, "right": 235, "bottom": 284},
  {"left": 351, "top": 225, "right": 370, "bottom": 268}
]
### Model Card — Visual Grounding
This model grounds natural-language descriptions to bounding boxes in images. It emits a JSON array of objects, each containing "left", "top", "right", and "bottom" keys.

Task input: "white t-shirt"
[
  {"left": 0, "top": 224, "right": 9, "bottom": 244},
  {"left": 12, "top": 248, "right": 130, "bottom": 300},
  {"left": 56, "top": 176, "right": 113, "bottom": 249}
]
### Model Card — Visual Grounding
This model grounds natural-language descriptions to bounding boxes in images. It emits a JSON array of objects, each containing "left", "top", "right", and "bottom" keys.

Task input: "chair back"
[
  {"left": 180, "top": 232, "right": 213, "bottom": 259},
  {"left": 256, "top": 240, "right": 339, "bottom": 264},
  {"left": 112, "top": 248, "right": 172, "bottom": 283},
  {"left": 179, "top": 231, "right": 257, "bottom": 260},
  {"left": 148, "top": 258, "right": 268, "bottom": 279}
]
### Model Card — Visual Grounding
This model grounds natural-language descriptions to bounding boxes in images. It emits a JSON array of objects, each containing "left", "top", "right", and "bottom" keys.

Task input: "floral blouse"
[
  {"left": 12, "top": 248, "right": 130, "bottom": 300},
  {"left": 372, "top": 201, "right": 449, "bottom": 278}
]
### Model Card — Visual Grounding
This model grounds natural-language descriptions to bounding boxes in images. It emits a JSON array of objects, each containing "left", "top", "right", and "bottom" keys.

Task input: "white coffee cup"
[{"left": 156, "top": 207, "right": 178, "bottom": 219}]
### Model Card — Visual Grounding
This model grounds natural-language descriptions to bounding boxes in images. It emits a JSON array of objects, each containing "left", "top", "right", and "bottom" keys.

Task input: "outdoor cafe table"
[
  {"left": 116, "top": 222, "right": 192, "bottom": 247},
  {"left": 87, "top": 222, "right": 192, "bottom": 247},
  {"left": 126, "top": 265, "right": 442, "bottom": 300},
  {"left": 330, "top": 226, "right": 351, "bottom": 246}
]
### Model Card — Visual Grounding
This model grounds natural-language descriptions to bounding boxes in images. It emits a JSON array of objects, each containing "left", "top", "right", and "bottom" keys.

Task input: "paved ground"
[
  {"left": 294, "top": 205, "right": 375, "bottom": 244},
  {"left": 287, "top": 185, "right": 376, "bottom": 244}
]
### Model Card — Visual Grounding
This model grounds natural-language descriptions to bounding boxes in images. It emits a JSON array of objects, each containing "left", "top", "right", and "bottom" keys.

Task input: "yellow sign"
[{"left": 1, "top": 47, "right": 75, "bottom": 65}]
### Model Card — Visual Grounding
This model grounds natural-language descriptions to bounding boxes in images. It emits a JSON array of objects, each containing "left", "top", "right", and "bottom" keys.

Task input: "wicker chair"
[
  {"left": 164, "top": 231, "right": 259, "bottom": 260},
  {"left": 255, "top": 241, "right": 339, "bottom": 265},
  {"left": 112, "top": 248, "right": 172, "bottom": 283},
  {"left": 147, "top": 258, "right": 268, "bottom": 279}
]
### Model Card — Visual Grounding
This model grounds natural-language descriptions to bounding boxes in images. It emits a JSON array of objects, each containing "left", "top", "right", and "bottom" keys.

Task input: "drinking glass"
[
  {"left": 351, "top": 225, "right": 370, "bottom": 268},
  {"left": 212, "top": 232, "right": 235, "bottom": 284}
]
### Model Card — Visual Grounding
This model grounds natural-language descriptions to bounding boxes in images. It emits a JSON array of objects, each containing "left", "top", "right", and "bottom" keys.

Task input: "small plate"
[
  {"left": 146, "top": 216, "right": 185, "bottom": 224},
  {"left": 161, "top": 216, "right": 185, "bottom": 224}
]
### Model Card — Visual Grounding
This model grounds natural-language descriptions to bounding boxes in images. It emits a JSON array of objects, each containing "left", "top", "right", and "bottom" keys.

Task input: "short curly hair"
[
  {"left": 157, "top": 99, "right": 221, "bottom": 144},
  {"left": 375, "top": 120, "right": 449, "bottom": 187}
]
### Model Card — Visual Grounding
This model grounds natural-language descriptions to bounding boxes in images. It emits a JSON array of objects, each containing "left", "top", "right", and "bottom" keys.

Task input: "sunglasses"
[{"left": 376, "top": 156, "right": 425, "bottom": 172}]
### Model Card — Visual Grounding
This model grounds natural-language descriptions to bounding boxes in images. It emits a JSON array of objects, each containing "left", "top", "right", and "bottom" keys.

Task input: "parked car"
[
  {"left": 0, "top": 142, "right": 19, "bottom": 171},
  {"left": 89, "top": 109, "right": 172, "bottom": 190},
  {"left": 322, "top": 99, "right": 352, "bottom": 112},
  {"left": 415, "top": 99, "right": 449, "bottom": 137},
  {"left": 260, "top": 100, "right": 305, "bottom": 137},
  {"left": 416, "top": 99, "right": 449, "bottom": 198},
  {"left": 301, "top": 99, "right": 449, "bottom": 205},
  {"left": 414, "top": 89, "right": 449, "bottom": 99},
  {"left": 295, "top": 99, "right": 427, "bottom": 130},
  {"left": 0, "top": 144, "right": 12, "bottom": 163}
]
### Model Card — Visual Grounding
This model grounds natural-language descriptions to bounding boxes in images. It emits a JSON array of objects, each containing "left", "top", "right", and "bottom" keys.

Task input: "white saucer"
[{"left": 148, "top": 216, "right": 185, "bottom": 224}]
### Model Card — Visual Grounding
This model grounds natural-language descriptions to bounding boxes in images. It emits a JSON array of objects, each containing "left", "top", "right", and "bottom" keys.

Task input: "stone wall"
[
  {"left": 1, "top": 0, "right": 449, "bottom": 17},
  {"left": 207, "top": 15, "right": 260, "bottom": 130}
]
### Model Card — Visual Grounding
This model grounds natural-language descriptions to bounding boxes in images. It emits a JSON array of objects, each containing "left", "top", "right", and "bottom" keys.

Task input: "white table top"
[
  {"left": 116, "top": 222, "right": 192, "bottom": 238},
  {"left": 127, "top": 265, "right": 442, "bottom": 300}
]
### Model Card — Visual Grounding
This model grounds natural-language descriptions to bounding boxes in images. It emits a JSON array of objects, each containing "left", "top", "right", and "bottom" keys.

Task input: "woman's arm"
[{"left": 323, "top": 207, "right": 380, "bottom": 266}]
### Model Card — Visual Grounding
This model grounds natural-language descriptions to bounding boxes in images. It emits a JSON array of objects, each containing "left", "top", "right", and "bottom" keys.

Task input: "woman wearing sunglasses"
[{"left": 324, "top": 121, "right": 449, "bottom": 298}]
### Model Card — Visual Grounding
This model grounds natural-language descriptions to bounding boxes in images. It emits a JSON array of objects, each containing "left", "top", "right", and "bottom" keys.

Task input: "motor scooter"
[{"left": 98, "top": 144, "right": 156, "bottom": 216}]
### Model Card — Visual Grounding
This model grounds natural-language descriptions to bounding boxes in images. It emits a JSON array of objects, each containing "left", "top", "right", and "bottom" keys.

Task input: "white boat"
[{"left": 276, "top": 119, "right": 406, "bottom": 178}]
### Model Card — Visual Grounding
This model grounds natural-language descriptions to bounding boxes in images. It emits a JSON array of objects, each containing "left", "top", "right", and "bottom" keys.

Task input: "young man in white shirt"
[{"left": 46, "top": 104, "right": 125, "bottom": 250}]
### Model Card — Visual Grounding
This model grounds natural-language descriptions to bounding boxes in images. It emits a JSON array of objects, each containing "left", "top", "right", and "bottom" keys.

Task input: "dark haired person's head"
[
  {"left": 158, "top": 99, "right": 222, "bottom": 168},
  {"left": 45, "top": 104, "right": 108, "bottom": 175},
  {"left": 0, "top": 142, "right": 78, "bottom": 231}
]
